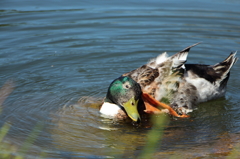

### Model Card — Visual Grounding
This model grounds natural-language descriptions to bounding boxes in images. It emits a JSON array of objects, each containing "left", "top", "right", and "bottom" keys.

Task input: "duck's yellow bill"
[{"left": 123, "top": 97, "right": 141, "bottom": 122}]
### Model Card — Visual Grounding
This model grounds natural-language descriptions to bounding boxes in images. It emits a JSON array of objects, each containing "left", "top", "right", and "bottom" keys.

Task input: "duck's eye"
[{"left": 123, "top": 82, "right": 131, "bottom": 89}]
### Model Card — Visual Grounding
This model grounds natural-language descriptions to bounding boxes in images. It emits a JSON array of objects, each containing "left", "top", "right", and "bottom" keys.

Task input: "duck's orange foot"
[
  {"left": 177, "top": 114, "right": 190, "bottom": 118},
  {"left": 142, "top": 92, "right": 190, "bottom": 118},
  {"left": 143, "top": 102, "right": 162, "bottom": 114}
]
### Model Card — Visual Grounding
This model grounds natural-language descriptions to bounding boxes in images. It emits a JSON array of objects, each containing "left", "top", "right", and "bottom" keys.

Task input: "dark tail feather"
[
  {"left": 170, "top": 42, "right": 201, "bottom": 68},
  {"left": 179, "top": 42, "right": 201, "bottom": 54},
  {"left": 172, "top": 42, "right": 201, "bottom": 59},
  {"left": 222, "top": 51, "right": 238, "bottom": 65},
  {"left": 213, "top": 51, "right": 238, "bottom": 75},
  {"left": 213, "top": 51, "right": 238, "bottom": 88}
]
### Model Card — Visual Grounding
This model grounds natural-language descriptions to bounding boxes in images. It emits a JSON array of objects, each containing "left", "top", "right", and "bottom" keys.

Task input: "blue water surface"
[{"left": 0, "top": 0, "right": 240, "bottom": 158}]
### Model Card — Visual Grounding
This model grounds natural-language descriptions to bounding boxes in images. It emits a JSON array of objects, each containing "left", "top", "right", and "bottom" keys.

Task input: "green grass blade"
[
  {"left": 0, "top": 122, "right": 11, "bottom": 142},
  {"left": 139, "top": 114, "right": 169, "bottom": 159},
  {"left": 17, "top": 122, "right": 44, "bottom": 158}
]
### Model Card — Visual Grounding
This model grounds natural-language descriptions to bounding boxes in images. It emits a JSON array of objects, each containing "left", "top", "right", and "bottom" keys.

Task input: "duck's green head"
[{"left": 105, "top": 76, "right": 142, "bottom": 122}]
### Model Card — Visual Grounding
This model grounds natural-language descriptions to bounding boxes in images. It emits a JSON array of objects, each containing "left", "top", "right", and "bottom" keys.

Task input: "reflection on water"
[
  {"left": 48, "top": 96, "right": 240, "bottom": 158},
  {"left": 51, "top": 96, "right": 147, "bottom": 158},
  {"left": 1, "top": 0, "right": 240, "bottom": 158}
]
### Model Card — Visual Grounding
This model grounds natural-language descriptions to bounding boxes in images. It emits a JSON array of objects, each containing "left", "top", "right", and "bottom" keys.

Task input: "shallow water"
[{"left": 1, "top": 0, "right": 240, "bottom": 158}]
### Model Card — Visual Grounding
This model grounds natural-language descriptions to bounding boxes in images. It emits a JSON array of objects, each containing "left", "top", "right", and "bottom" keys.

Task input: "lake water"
[{"left": 1, "top": 0, "right": 240, "bottom": 158}]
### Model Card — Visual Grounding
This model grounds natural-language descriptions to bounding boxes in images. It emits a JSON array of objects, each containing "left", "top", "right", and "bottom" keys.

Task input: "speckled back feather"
[{"left": 123, "top": 43, "right": 237, "bottom": 115}]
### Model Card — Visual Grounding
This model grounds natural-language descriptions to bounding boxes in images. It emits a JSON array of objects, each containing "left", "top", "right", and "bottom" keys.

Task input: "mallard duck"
[{"left": 100, "top": 43, "right": 238, "bottom": 122}]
